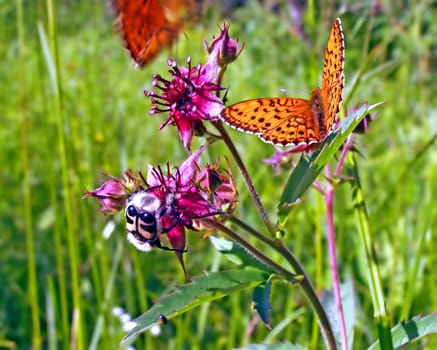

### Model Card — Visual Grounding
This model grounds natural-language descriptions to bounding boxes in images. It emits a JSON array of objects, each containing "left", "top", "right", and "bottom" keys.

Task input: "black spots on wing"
[
  {"left": 277, "top": 99, "right": 289, "bottom": 107},
  {"left": 274, "top": 126, "right": 287, "bottom": 136}
]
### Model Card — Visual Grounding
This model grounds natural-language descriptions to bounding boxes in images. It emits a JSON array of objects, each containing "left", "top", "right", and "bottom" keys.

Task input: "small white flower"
[
  {"left": 120, "top": 312, "right": 132, "bottom": 324},
  {"left": 150, "top": 324, "right": 162, "bottom": 337},
  {"left": 111, "top": 306, "right": 124, "bottom": 317}
]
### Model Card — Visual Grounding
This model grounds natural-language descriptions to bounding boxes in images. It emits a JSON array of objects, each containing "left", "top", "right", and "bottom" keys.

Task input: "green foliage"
[
  {"left": 1, "top": 1, "right": 437, "bottom": 349},
  {"left": 368, "top": 313, "right": 437, "bottom": 350},
  {"left": 278, "top": 103, "right": 373, "bottom": 218},
  {"left": 252, "top": 276, "right": 274, "bottom": 329},
  {"left": 209, "top": 235, "right": 274, "bottom": 274},
  {"left": 122, "top": 269, "right": 270, "bottom": 344}
]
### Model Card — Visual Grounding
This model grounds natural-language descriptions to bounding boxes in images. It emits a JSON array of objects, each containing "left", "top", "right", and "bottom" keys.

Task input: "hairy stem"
[
  {"left": 213, "top": 121, "right": 276, "bottom": 237},
  {"left": 202, "top": 219, "right": 296, "bottom": 280}
]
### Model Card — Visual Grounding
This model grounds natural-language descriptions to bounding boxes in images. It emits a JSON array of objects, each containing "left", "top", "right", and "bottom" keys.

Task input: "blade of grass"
[
  {"left": 39, "top": 0, "right": 84, "bottom": 348},
  {"left": 347, "top": 154, "right": 393, "bottom": 350},
  {"left": 17, "top": 0, "right": 41, "bottom": 348}
]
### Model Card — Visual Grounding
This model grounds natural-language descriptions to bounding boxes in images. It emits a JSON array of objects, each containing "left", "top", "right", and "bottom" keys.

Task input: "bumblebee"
[{"left": 125, "top": 190, "right": 184, "bottom": 252}]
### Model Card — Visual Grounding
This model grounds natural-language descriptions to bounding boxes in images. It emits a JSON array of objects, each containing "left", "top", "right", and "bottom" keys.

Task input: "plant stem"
[
  {"left": 347, "top": 154, "right": 393, "bottom": 350},
  {"left": 205, "top": 217, "right": 338, "bottom": 350},
  {"left": 202, "top": 219, "right": 297, "bottom": 280},
  {"left": 228, "top": 215, "right": 275, "bottom": 247},
  {"left": 18, "top": 0, "right": 41, "bottom": 348},
  {"left": 213, "top": 121, "right": 276, "bottom": 237},
  {"left": 273, "top": 241, "right": 338, "bottom": 350},
  {"left": 325, "top": 165, "right": 348, "bottom": 350}
]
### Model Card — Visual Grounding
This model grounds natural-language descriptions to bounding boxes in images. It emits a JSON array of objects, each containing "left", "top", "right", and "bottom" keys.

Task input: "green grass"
[{"left": 1, "top": 0, "right": 436, "bottom": 349}]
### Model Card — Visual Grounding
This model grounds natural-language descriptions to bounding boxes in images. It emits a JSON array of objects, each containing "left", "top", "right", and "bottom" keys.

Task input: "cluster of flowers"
[{"left": 84, "top": 25, "right": 242, "bottom": 271}]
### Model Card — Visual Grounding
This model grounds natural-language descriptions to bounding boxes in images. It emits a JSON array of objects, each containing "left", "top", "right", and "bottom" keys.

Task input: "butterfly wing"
[
  {"left": 221, "top": 18, "right": 345, "bottom": 148},
  {"left": 111, "top": 0, "right": 183, "bottom": 67},
  {"left": 221, "top": 98, "right": 322, "bottom": 146},
  {"left": 321, "top": 18, "right": 345, "bottom": 131}
]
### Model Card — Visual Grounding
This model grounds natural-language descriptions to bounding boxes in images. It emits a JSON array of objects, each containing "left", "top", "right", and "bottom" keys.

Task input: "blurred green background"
[{"left": 1, "top": 0, "right": 436, "bottom": 349}]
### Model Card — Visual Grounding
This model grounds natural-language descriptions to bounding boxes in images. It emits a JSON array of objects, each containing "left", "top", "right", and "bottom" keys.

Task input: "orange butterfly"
[
  {"left": 110, "top": 0, "right": 196, "bottom": 67},
  {"left": 221, "top": 18, "right": 345, "bottom": 148}
]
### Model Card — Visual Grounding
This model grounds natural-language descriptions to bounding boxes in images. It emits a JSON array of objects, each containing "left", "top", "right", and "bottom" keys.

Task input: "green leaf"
[
  {"left": 320, "top": 278, "right": 357, "bottom": 350},
  {"left": 120, "top": 269, "right": 270, "bottom": 344},
  {"left": 209, "top": 235, "right": 275, "bottom": 274},
  {"left": 252, "top": 276, "right": 274, "bottom": 329},
  {"left": 278, "top": 102, "right": 383, "bottom": 220},
  {"left": 367, "top": 313, "right": 437, "bottom": 350}
]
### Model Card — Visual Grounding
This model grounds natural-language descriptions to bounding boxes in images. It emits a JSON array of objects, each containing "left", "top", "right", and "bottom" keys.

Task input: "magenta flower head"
[
  {"left": 196, "top": 159, "right": 238, "bottom": 216},
  {"left": 86, "top": 145, "right": 225, "bottom": 273},
  {"left": 131, "top": 144, "right": 223, "bottom": 272},
  {"left": 204, "top": 23, "right": 243, "bottom": 69},
  {"left": 145, "top": 57, "right": 224, "bottom": 151},
  {"left": 83, "top": 171, "right": 144, "bottom": 215}
]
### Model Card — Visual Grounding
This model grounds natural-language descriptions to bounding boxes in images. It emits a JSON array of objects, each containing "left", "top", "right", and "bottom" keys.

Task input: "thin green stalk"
[
  {"left": 375, "top": 134, "right": 436, "bottom": 214},
  {"left": 228, "top": 215, "right": 276, "bottom": 247},
  {"left": 42, "top": 0, "right": 84, "bottom": 347},
  {"left": 202, "top": 219, "right": 296, "bottom": 281},
  {"left": 273, "top": 240, "right": 337, "bottom": 350},
  {"left": 400, "top": 216, "right": 434, "bottom": 320},
  {"left": 347, "top": 154, "right": 393, "bottom": 350},
  {"left": 17, "top": 0, "right": 41, "bottom": 347},
  {"left": 203, "top": 219, "right": 337, "bottom": 350},
  {"left": 214, "top": 63, "right": 275, "bottom": 237},
  {"left": 89, "top": 238, "right": 124, "bottom": 350},
  {"left": 213, "top": 121, "right": 276, "bottom": 237}
]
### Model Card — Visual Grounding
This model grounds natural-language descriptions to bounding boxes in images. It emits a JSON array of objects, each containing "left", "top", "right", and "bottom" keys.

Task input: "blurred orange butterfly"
[
  {"left": 221, "top": 18, "right": 345, "bottom": 148},
  {"left": 110, "top": 0, "right": 197, "bottom": 67}
]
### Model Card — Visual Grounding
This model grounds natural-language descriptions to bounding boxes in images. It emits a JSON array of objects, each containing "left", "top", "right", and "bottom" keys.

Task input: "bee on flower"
[{"left": 84, "top": 145, "right": 237, "bottom": 273}]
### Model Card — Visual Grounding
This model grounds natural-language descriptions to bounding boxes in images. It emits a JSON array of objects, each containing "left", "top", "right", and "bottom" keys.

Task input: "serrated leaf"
[
  {"left": 209, "top": 235, "right": 275, "bottom": 274},
  {"left": 253, "top": 276, "right": 274, "bottom": 329},
  {"left": 121, "top": 269, "right": 269, "bottom": 344},
  {"left": 278, "top": 102, "right": 383, "bottom": 220},
  {"left": 367, "top": 313, "right": 437, "bottom": 350}
]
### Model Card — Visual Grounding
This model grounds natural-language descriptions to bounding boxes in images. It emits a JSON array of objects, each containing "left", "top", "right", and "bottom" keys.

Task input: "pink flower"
[
  {"left": 145, "top": 57, "right": 224, "bottom": 151},
  {"left": 196, "top": 159, "right": 238, "bottom": 215},
  {"left": 133, "top": 145, "right": 223, "bottom": 272},
  {"left": 204, "top": 23, "right": 243, "bottom": 69},
  {"left": 85, "top": 145, "right": 231, "bottom": 273},
  {"left": 83, "top": 171, "right": 144, "bottom": 214}
]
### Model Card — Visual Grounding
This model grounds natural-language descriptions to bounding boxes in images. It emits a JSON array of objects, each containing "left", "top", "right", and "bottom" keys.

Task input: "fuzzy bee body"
[{"left": 125, "top": 190, "right": 185, "bottom": 252}]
